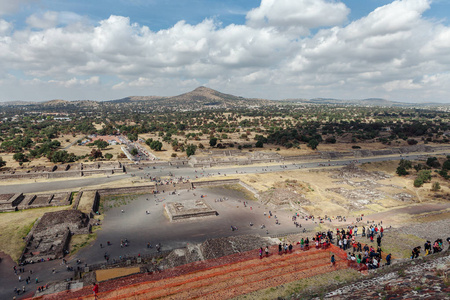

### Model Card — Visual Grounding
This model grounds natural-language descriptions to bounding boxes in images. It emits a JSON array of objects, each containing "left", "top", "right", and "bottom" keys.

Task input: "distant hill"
[
  {"left": 286, "top": 97, "right": 448, "bottom": 107},
  {"left": 1, "top": 87, "right": 448, "bottom": 108},
  {"left": 107, "top": 86, "right": 272, "bottom": 108},
  {"left": 300, "top": 97, "right": 403, "bottom": 106}
]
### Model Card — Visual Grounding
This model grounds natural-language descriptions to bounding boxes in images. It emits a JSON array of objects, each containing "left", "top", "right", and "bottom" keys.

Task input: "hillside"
[
  {"left": 1, "top": 87, "right": 449, "bottom": 109},
  {"left": 107, "top": 86, "right": 272, "bottom": 109}
]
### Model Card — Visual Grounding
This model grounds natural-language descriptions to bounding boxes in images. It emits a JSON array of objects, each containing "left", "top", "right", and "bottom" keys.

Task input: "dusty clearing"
[{"left": 96, "top": 267, "right": 141, "bottom": 282}]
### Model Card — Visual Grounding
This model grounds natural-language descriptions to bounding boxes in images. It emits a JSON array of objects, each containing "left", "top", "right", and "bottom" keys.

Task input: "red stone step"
[
  {"left": 35, "top": 245, "right": 347, "bottom": 300},
  {"left": 102, "top": 250, "right": 336, "bottom": 300}
]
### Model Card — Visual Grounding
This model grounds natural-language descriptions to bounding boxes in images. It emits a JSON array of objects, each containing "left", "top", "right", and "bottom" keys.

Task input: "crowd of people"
[{"left": 412, "top": 238, "right": 447, "bottom": 259}]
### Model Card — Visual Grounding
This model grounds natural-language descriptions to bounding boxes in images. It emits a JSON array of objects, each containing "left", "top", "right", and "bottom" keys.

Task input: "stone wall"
[
  {"left": 192, "top": 179, "right": 240, "bottom": 187},
  {"left": 95, "top": 185, "right": 156, "bottom": 196},
  {"left": 0, "top": 193, "right": 24, "bottom": 210},
  {"left": 0, "top": 162, "right": 124, "bottom": 181}
]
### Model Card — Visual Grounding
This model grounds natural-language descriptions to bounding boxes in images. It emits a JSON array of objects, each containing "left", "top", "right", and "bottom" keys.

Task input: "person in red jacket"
[{"left": 93, "top": 283, "right": 99, "bottom": 299}]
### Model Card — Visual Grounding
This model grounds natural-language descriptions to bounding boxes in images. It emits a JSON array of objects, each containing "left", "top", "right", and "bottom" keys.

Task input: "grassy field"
[
  {"left": 68, "top": 226, "right": 101, "bottom": 256},
  {"left": 233, "top": 268, "right": 360, "bottom": 300},
  {"left": 77, "top": 190, "right": 97, "bottom": 214},
  {"left": 99, "top": 194, "right": 138, "bottom": 213},
  {"left": 0, "top": 206, "right": 69, "bottom": 262}
]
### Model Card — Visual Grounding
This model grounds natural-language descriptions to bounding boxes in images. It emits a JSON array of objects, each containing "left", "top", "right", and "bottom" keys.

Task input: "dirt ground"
[
  {"left": 232, "top": 161, "right": 450, "bottom": 222},
  {"left": 136, "top": 133, "right": 424, "bottom": 161},
  {"left": 96, "top": 267, "right": 141, "bottom": 282}
]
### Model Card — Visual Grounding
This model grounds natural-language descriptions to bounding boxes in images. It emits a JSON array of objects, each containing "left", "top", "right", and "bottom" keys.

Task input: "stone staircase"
[{"left": 76, "top": 245, "right": 347, "bottom": 300}]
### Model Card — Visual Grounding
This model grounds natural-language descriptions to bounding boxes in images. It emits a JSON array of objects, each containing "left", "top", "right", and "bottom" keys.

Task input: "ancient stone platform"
[
  {"left": 21, "top": 210, "right": 90, "bottom": 263},
  {"left": 165, "top": 199, "right": 217, "bottom": 221}
]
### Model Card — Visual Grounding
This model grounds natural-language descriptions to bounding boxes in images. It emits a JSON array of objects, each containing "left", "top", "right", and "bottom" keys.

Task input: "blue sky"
[{"left": 1, "top": 0, "right": 450, "bottom": 102}]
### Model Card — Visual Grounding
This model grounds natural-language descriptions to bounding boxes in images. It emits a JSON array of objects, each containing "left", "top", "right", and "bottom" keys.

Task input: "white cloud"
[
  {"left": 49, "top": 76, "right": 100, "bottom": 88},
  {"left": 0, "top": 0, "right": 36, "bottom": 15},
  {"left": 382, "top": 79, "right": 422, "bottom": 91},
  {"left": 246, "top": 0, "right": 349, "bottom": 35},
  {"left": 26, "top": 11, "right": 59, "bottom": 28},
  {"left": 1, "top": 0, "right": 450, "bottom": 102},
  {"left": 0, "top": 19, "right": 12, "bottom": 35}
]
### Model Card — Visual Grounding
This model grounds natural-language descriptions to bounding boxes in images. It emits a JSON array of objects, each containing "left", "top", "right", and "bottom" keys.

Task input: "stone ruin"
[
  {"left": 0, "top": 192, "right": 71, "bottom": 212},
  {"left": 189, "top": 150, "right": 283, "bottom": 167},
  {"left": 21, "top": 210, "right": 90, "bottom": 263},
  {"left": 164, "top": 199, "right": 217, "bottom": 221},
  {"left": 160, "top": 235, "right": 273, "bottom": 269},
  {"left": 0, "top": 161, "right": 124, "bottom": 180},
  {"left": 0, "top": 193, "right": 24, "bottom": 212}
]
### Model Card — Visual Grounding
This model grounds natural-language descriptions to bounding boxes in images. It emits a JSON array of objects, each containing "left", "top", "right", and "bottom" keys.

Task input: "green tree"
[
  {"left": 307, "top": 139, "right": 319, "bottom": 150},
  {"left": 105, "top": 153, "right": 113, "bottom": 160},
  {"left": 90, "top": 149, "right": 103, "bottom": 160},
  {"left": 130, "top": 148, "right": 138, "bottom": 156},
  {"left": 50, "top": 150, "right": 75, "bottom": 163},
  {"left": 414, "top": 178, "right": 424, "bottom": 187},
  {"left": 13, "top": 152, "right": 27, "bottom": 162},
  {"left": 255, "top": 140, "right": 264, "bottom": 148},
  {"left": 417, "top": 170, "right": 431, "bottom": 182},
  {"left": 396, "top": 166, "right": 408, "bottom": 176},
  {"left": 442, "top": 160, "right": 450, "bottom": 170},
  {"left": 325, "top": 136, "right": 337, "bottom": 144},
  {"left": 398, "top": 159, "right": 412, "bottom": 170},
  {"left": 186, "top": 144, "right": 197, "bottom": 157},
  {"left": 150, "top": 140, "right": 163, "bottom": 151},
  {"left": 426, "top": 157, "right": 440, "bottom": 168},
  {"left": 94, "top": 140, "right": 109, "bottom": 149},
  {"left": 128, "top": 133, "right": 138, "bottom": 141},
  {"left": 209, "top": 137, "right": 218, "bottom": 147},
  {"left": 0, "top": 156, "right": 6, "bottom": 168},
  {"left": 431, "top": 182, "right": 441, "bottom": 191}
]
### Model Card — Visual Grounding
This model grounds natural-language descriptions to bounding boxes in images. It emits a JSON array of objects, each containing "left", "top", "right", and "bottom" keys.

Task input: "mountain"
[
  {"left": 165, "top": 86, "right": 271, "bottom": 107},
  {"left": 1, "top": 87, "right": 448, "bottom": 108},
  {"left": 303, "top": 97, "right": 403, "bottom": 106},
  {"left": 107, "top": 86, "right": 272, "bottom": 108}
]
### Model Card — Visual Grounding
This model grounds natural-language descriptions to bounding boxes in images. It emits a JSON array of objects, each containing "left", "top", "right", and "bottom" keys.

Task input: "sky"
[{"left": 1, "top": 0, "right": 450, "bottom": 103}]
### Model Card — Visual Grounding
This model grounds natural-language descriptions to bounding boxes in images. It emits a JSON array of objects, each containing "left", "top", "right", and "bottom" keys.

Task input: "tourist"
[
  {"left": 331, "top": 255, "right": 335, "bottom": 267},
  {"left": 411, "top": 246, "right": 421, "bottom": 259},
  {"left": 93, "top": 282, "right": 99, "bottom": 299},
  {"left": 259, "top": 247, "right": 263, "bottom": 259},
  {"left": 265, "top": 246, "right": 269, "bottom": 257},
  {"left": 278, "top": 243, "right": 282, "bottom": 255},
  {"left": 386, "top": 253, "right": 392, "bottom": 265}
]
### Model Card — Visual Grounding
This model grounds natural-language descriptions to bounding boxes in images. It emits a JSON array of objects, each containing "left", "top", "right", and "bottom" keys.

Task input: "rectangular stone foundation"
[{"left": 165, "top": 200, "right": 217, "bottom": 221}]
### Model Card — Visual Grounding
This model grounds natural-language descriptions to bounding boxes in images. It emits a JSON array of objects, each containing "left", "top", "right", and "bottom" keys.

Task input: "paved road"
[{"left": 0, "top": 152, "right": 443, "bottom": 194}]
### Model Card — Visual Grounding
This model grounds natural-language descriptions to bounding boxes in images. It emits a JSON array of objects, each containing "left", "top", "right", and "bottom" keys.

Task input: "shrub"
[
  {"left": 414, "top": 178, "right": 423, "bottom": 187},
  {"left": 431, "top": 182, "right": 441, "bottom": 191}
]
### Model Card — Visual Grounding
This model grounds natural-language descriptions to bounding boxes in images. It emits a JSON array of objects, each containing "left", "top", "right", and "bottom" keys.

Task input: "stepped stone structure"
[
  {"left": 0, "top": 161, "right": 124, "bottom": 180},
  {"left": 32, "top": 242, "right": 347, "bottom": 299},
  {"left": 164, "top": 199, "right": 217, "bottom": 221},
  {"left": 21, "top": 210, "right": 90, "bottom": 263},
  {"left": 0, "top": 192, "right": 71, "bottom": 212}
]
